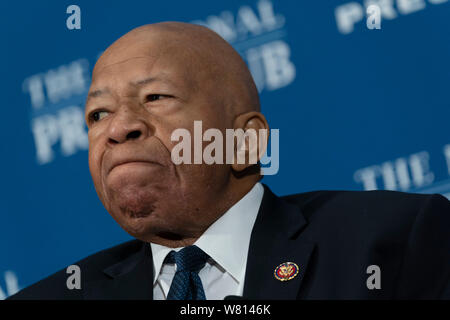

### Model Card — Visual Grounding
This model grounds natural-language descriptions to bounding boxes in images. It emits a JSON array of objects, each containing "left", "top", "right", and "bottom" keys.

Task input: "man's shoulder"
[
  {"left": 7, "top": 239, "right": 144, "bottom": 300},
  {"left": 281, "top": 188, "right": 449, "bottom": 220},
  {"left": 277, "top": 189, "right": 450, "bottom": 299},
  {"left": 279, "top": 188, "right": 450, "bottom": 239}
]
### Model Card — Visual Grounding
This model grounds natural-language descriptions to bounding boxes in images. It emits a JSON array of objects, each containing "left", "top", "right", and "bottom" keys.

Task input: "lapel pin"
[{"left": 274, "top": 262, "right": 299, "bottom": 281}]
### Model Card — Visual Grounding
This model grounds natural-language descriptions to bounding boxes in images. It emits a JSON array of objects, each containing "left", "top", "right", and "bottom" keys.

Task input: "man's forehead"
[
  {"left": 94, "top": 55, "right": 155, "bottom": 74},
  {"left": 93, "top": 30, "right": 189, "bottom": 76},
  {"left": 89, "top": 55, "right": 190, "bottom": 94},
  {"left": 93, "top": 55, "right": 165, "bottom": 81}
]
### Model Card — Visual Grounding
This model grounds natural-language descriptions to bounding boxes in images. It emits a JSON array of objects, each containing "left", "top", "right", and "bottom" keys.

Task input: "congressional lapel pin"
[{"left": 274, "top": 262, "right": 299, "bottom": 281}]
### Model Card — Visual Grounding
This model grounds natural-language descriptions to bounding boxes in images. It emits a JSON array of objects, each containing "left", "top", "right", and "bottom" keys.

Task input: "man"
[{"left": 9, "top": 22, "right": 450, "bottom": 300}]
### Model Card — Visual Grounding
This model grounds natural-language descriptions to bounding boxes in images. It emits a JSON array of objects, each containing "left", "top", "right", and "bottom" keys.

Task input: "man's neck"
[{"left": 148, "top": 178, "right": 260, "bottom": 248}]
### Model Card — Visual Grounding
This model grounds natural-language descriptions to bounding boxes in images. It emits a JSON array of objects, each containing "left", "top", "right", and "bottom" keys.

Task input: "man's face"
[{"left": 85, "top": 39, "right": 232, "bottom": 243}]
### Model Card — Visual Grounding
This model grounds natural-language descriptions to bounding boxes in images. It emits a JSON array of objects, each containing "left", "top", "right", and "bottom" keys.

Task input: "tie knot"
[{"left": 165, "top": 245, "right": 209, "bottom": 272}]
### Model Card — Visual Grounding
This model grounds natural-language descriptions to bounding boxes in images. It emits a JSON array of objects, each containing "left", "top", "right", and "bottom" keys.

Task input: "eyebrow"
[
  {"left": 132, "top": 76, "right": 162, "bottom": 87},
  {"left": 86, "top": 76, "right": 174, "bottom": 102},
  {"left": 87, "top": 89, "right": 109, "bottom": 100}
]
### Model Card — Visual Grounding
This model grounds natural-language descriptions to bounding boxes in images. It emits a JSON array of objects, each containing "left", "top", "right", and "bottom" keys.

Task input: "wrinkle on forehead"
[{"left": 93, "top": 56, "right": 156, "bottom": 76}]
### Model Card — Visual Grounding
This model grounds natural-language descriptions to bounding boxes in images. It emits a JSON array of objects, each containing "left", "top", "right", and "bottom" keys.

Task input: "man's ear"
[{"left": 231, "top": 111, "right": 269, "bottom": 172}]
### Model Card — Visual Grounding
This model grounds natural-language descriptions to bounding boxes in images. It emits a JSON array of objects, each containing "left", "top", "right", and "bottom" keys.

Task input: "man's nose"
[{"left": 106, "top": 107, "right": 151, "bottom": 145}]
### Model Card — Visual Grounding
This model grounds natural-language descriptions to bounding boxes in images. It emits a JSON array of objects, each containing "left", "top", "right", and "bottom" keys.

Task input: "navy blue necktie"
[{"left": 164, "top": 245, "right": 209, "bottom": 300}]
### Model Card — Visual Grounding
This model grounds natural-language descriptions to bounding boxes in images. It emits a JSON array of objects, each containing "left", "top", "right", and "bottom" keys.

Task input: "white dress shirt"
[{"left": 151, "top": 182, "right": 264, "bottom": 300}]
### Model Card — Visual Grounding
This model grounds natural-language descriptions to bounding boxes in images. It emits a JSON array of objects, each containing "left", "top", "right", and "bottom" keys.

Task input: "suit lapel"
[
  {"left": 243, "top": 185, "right": 315, "bottom": 300},
  {"left": 83, "top": 242, "right": 153, "bottom": 300}
]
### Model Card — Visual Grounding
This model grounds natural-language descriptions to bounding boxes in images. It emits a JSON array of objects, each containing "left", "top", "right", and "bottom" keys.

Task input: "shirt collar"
[{"left": 150, "top": 182, "right": 264, "bottom": 284}]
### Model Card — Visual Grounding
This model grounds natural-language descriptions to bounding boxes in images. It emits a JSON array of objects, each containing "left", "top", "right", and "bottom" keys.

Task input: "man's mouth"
[{"left": 106, "top": 154, "right": 164, "bottom": 175}]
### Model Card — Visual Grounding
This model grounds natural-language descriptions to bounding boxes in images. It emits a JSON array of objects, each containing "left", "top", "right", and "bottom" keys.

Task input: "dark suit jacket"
[{"left": 8, "top": 185, "right": 450, "bottom": 299}]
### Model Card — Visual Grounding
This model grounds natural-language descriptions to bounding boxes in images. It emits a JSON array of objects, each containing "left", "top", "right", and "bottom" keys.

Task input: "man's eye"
[
  {"left": 90, "top": 110, "right": 109, "bottom": 122},
  {"left": 146, "top": 94, "right": 162, "bottom": 102}
]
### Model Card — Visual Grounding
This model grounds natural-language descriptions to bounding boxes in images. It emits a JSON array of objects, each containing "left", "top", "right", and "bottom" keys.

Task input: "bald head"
[
  {"left": 86, "top": 22, "right": 268, "bottom": 247},
  {"left": 94, "top": 22, "right": 260, "bottom": 117}
]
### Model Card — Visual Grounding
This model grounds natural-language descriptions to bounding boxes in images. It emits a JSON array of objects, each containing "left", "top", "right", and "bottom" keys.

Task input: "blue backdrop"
[{"left": 1, "top": 0, "right": 450, "bottom": 298}]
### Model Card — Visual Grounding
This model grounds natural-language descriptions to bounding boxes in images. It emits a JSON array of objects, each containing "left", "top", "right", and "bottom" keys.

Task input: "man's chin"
[
  {"left": 104, "top": 198, "right": 157, "bottom": 235},
  {"left": 116, "top": 213, "right": 157, "bottom": 239},
  {"left": 106, "top": 185, "right": 159, "bottom": 216},
  {"left": 119, "top": 204, "right": 155, "bottom": 219}
]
